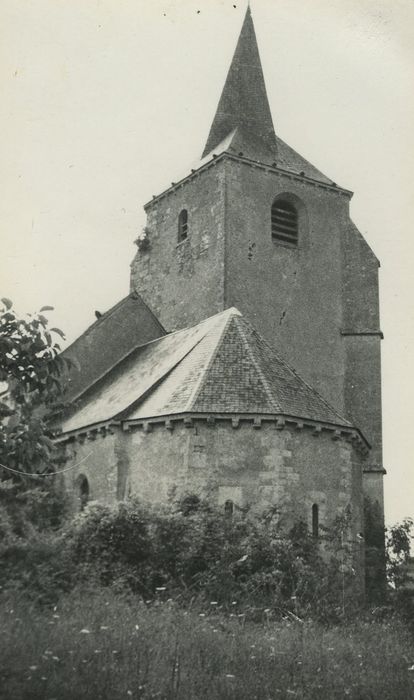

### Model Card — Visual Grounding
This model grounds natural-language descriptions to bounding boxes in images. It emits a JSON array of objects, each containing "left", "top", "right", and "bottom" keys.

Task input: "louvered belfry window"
[{"left": 271, "top": 199, "right": 298, "bottom": 245}]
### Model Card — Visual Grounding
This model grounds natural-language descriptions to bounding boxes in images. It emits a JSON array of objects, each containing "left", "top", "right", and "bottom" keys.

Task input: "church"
[{"left": 57, "top": 8, "right": 384, "bottom": 580}]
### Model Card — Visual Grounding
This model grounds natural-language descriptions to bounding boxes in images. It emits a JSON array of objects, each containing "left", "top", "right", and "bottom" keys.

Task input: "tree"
[
  {"left": 386, "top": 518, "right": 414, "bottom": 589},
  {"left": 0, "top": 298, "right": 71, "bottom": 481}
]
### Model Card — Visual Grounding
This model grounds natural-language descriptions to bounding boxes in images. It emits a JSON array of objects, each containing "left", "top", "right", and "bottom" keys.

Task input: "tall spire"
[{"left": 202, "top": 6, "right": 278, "bottom": 162}]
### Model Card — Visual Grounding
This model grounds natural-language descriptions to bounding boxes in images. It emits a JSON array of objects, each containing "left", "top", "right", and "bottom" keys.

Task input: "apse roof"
[{"left": 60, "top": 307, "right": 353, "bottom": 435}]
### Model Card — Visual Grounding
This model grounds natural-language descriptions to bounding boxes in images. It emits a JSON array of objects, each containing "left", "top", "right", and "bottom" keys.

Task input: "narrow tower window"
[
  {"left": 312, "top": 503, "right": 319, "bottom": 538},
  {"left": 77, "top": 474, "right": 89, "bottom": 511},
  {"left": 178, "top": 209, "right": 188, "bottom": 242},
  {"left": 224, "top": 499, "right": 234, "bottom": 517},
  {"left": 271, "top": 199, "right": 298, "bottom": 245}
]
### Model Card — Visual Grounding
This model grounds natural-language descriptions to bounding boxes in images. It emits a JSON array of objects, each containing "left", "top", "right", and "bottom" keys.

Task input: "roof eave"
[
  {"left": 55, "top": 411, "right": 370, "bottom": 453},
  {"left": 143, "top": 152, "right": 353, "bottom": 211}
]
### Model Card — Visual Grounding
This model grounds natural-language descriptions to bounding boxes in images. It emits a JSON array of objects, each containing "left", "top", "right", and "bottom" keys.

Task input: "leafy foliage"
[
  {"left": 134, "top": 227, "right": 151, "bottom": 251},
  {"left": 0, "top": 479, "right": 71, "bottom": 602},
  {"left": 0, "top": 298, "right": 71, "bottom": 480},
  {"left": 63, "top": 496, "right": 360, "bottom": 621},
  {"left": 386, "top": 517, "right": 414, "bottom": 588},
  {"left": 364, "top": 498, "right": 413, "bottom": 601}
]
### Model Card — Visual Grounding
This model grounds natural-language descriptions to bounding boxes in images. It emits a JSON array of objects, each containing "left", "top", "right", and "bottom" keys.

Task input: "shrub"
[{"left": 63, "top": 496, "right": 359, "bottom": 621}]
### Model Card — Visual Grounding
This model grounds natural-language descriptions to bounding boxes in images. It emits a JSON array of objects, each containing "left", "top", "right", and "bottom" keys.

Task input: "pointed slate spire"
[{"left": 202, "top": 6, "right": 278, "bottom": 162}]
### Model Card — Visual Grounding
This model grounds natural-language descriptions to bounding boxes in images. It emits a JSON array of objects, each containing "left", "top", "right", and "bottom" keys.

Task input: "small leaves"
[{"left": 0, "top": 299, "right": 69, "bottom": 479}]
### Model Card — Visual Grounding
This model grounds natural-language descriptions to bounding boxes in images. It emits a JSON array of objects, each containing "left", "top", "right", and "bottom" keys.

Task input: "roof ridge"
[
  {"left": 234, "top": 316, "right": 282, "bottom": 412},
  {"left": 63, "top": 292, "right": 164, "bottom": 355},
  {"left": 185, "top": 310, "right": 237, "bottom": 412}
]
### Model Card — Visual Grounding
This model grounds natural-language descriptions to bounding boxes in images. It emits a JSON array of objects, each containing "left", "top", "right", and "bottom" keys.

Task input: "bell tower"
[{"left": 130, "top": 7, "right": 384, "bottom": 518}]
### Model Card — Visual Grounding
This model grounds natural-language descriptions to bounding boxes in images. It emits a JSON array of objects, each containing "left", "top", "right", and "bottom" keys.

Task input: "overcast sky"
[{"left": 1, "top": 0, "right": 413, "bottom": 525}]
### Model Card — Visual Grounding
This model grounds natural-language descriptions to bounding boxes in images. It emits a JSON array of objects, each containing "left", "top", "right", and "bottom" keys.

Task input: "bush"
[
  {"left": 4, "top": 491, "right": 410, "bottom": 624},
  {"left": 0, "top": 480, "right": 68, "bottom": 539},
  {"left": 0, "top": 482, "right": 72, "bottom": 602},
  {"left": 63, "top": 496, "right": 359, "bottom": 621}
]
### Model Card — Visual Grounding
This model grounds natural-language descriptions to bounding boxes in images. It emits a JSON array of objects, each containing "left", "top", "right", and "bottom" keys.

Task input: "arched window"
[
  {"left": 271, "top": 199, "right": 298, "bottom": 245},
  {"left": 224, "top": 499, "right": 234, "bottom": 517},
  {"left": 77, "top": 474, "right": 89, "bottom": 511},
  {"left": 178, "top": 209, "right": 188, "bottom": 242},
  {"left": 312, "top": 503, "right": 319, "bottom": 538}
]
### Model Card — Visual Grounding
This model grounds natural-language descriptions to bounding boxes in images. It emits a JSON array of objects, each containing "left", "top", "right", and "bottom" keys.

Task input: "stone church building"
[{"left": 58, "top": 8, "right": 384, "bottom": 575}]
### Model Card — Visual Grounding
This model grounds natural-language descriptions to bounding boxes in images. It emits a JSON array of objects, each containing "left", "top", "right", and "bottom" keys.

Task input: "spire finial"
[{"left": 202, "top": 3, "right": 277, "bottom": 162}]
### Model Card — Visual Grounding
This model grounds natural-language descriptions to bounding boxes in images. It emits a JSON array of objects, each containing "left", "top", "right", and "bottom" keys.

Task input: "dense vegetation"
[{"left": 0, "top": 489, "right": 413, "bottom": 699}]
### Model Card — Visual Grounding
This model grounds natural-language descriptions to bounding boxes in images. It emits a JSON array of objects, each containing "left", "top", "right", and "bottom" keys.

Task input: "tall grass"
[{"left": 1, "top": 587, "right": 413, "bottom": 700}]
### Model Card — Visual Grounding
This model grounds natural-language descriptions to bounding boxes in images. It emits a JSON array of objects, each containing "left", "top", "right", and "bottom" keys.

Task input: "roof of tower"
[
  {"left": 59, "top": 307, "right": 359, "bottom": 438},
  {"left": 202, "top": 6, "right": 278, "bottom": 163},
  {"left": 147, "top": 6, "right": 338, "bottom": 203}
]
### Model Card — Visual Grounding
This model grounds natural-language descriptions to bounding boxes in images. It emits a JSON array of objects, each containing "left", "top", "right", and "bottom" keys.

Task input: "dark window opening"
[
  {"left": 224, "top": 499, "right": 234, "bottom": 517},
  {"left": 77, "top": 475, "right": 89, "bottom": 511},
  {"left": 312, "top": 503, "right": 319, "bottom": 538},
  {"left": 178, "top": 209, "right": 188, "bottom": 242},
  {"left": 271, "top": 199, "right": 298, "bottom": 245}
]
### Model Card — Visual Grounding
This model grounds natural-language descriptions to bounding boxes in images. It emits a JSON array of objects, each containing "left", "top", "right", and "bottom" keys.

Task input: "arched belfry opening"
[{"left": 271, "top": 198, "right": 299, "bottom": 246}]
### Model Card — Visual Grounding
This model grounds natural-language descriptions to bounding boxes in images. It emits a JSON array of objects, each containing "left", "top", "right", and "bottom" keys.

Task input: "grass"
[{"left": 1, "top": 587, "right": 414, "bottom": 700}]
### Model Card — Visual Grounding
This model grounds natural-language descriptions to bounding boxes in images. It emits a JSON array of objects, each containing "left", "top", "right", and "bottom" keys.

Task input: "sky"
[{"left": 1, "top": 0, "right": 413, "bottom": 526}]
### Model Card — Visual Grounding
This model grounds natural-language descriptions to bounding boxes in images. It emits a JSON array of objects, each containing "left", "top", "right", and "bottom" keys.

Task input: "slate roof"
[
  {"left": 201, "top": 6, "right": 332, "bottom": 185},
  {"left": 60, "top": 307, "right": 353, "bottom": 435},
  {"left": 202, "top": 6, "right": 278, "bottom": 163},
  {"left": 62, "top": 292, "right": 166, "bottom": 403},
  {"left": 147, "top": 7, "right": 336, "bottom": 203}
]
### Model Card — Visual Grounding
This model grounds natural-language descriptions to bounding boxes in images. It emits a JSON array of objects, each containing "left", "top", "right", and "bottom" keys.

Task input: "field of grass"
[{"left": 1, "top": 587, "right": 414, "bottom": 700}]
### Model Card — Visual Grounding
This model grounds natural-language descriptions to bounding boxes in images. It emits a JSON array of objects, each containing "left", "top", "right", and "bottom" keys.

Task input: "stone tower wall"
[{"left": 130, "top": 161, "right": 227, "bottom": 332}]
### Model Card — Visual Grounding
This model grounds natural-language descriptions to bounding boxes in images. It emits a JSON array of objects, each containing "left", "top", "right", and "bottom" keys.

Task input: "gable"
[{"left": 62, "top": 292, "right": 165, "bottom": 404}]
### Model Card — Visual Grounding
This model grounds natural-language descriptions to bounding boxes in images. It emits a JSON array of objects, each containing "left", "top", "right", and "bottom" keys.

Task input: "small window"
[
  {"left": 312, "top": 504, "right": 319, "bottom": 538},
  {"left": 77, "top": 474, "right": 89, "bottom": 511},
  {"left": 178, "top": 209, "right": 188, "bottom": 242},
  {"left": 271, "top": 199, "right": 298, "bottom": 245},
  {"left": 224, "top": 499, "right": 234, "bottom": 517}
]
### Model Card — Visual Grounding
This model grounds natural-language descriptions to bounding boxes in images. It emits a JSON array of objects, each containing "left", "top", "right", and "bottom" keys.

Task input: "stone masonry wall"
[
  {"left": 63, "top": 433, "right": 119, "bottom": 512},
  {"left": 130, "top": 161, "right": 227, "bottom": 332},
  {"left": 126, "top": 421, "right": 363, "bottom": 538},
  {"left": 341, "top": 220, "right": 383, "bottom": 478}
]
